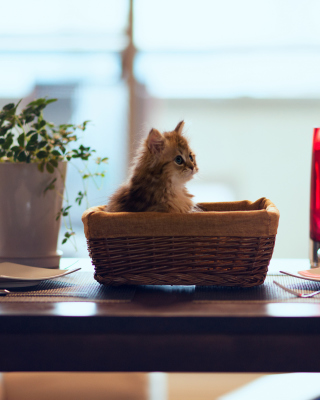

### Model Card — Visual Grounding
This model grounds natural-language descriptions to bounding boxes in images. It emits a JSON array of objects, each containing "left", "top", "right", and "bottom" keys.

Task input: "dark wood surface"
[{"left": 1, "top": 258, "right": 320, "bottom": 373}]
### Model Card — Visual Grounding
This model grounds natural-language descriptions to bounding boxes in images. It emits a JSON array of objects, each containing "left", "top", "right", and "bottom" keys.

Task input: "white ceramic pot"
[{"left": 0, "top": 162, "right": 67, "bottom": 268}]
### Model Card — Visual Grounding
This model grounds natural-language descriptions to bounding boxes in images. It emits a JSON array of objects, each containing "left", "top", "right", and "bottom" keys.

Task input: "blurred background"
[
  {"left": 1, "top": 2, "right": 319, "bottom": 399},
  {"left": 0, "top": 0, "right": 318, "bottom": 258}
]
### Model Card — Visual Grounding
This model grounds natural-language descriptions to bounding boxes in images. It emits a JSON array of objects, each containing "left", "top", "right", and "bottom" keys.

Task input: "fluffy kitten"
[{"left": 106, "top": 121, "right": 200, "bottom": 213}]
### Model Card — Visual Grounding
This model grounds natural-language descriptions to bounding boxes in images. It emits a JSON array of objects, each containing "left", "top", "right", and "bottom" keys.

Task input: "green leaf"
[
  {"left": 29, "top": 133, "right": 38, "bottom": 142},
  {"left": 25, "top": 115, "right": 34, "bottom": 123},
  {"left": 2, "top": 136, "right": 13, "bottom": 150},
  {"left": 23, "top": 106, "right": 33, "bottom": 115},
  {"left": 59, "top": 124, "right": 74, "bottom": 130},
  {"left": 75, "top": 191, "right": 86, "bottom": 205},
  {"left": 27, "top": 98, "right": 46, "bottom": 107},
  {"left": 44, "top": 178, "right": 57, "bottom": 194},
  {"left": 49, "top": 159, "right": 58, "bottom": 168},
  {"left": 95, "top": 157, "right": 108, "bottom": 165},
  {"left": 56, "top": 206, "right": 71, "bottom": 222},
  {"left": 26, "top": 143, "right": 37, "bottom": 151},
  {"left": 82, "top": 120, "right": 90, "bottom": 129},
  {"left": 3, "top": 103, "right": 15, "bottom": 111},
  {"left": 26, "top": 130, "right": 37, "bottom": 136},
  {"left": 27, "top": 100, "right": 41, "bottom": 107},
  {"left": 46, "top": 98, "right": 57, "bottom": 105},
  {"left": 46, "top": 162, "right": 54, "bottom": 173},
  {"left": 61, "top": 231, "right": 75, "bottom": 244},
  {"left": 38, "top": 120, "right": 46, "bottom": 129},
  {"left": 37, "top": 104, "right": 46, "bottom": 112},
  {"left": 17, "top": 133, "right": 25, "bottom": 147},
  {"left": 38, "top": 162, "right": 45, "bottom": 172},
  {"left": 37, "top": 141, "right": 47, "bottom": 149},
  {"left": 2, "top": 107, "right": 16, "bottom": 118},
  {"left": 0, "top": 125, "right": 11, "bottom": 136},
  {"left": 51, "top": 150, "right": 60, "bottom": 156},
  {"left": 17, "top": 151, "right": 27, "bottom": 162},
  {"left": 0, "top": 128, "right": 6, "bottom": 137},
  {"left": 56, "top": 209, "right": 62, "bottom": 220},
  {"left": 39, "top": 129, "right": 47, "bottom": 137},
  {"left": 0, "top": 149, "right": 6, "bottom": 158},
  {"left": 37, "top": 151, "right": 48, "bottom": 159}
]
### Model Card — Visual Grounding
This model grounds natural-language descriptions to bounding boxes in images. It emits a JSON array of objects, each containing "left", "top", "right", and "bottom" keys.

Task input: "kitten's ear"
[
  {"left": 147, "top": 128, "right": 165, "bottom": 154},
  {"left": 174, "top": 120, "right": 185, "bottom": 135}
]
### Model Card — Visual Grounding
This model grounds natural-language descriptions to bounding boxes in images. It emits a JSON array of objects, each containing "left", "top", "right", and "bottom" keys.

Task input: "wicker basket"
[{"left": 82, "top": 197, "right": 279, "bottom": 287}]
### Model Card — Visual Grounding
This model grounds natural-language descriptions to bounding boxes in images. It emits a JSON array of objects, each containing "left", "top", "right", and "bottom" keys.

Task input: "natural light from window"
[{"left": 134, "top": 0, "right": 320, "bottom": 98}]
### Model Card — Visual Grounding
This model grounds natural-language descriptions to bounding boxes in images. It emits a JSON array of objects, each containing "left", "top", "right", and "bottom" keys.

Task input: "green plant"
[{"left": 0, "top": 97, "right": 108, "bottom": 246}]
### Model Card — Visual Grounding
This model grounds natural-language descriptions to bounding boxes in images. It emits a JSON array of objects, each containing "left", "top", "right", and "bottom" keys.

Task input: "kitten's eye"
[
  {"left": 189, "top": 154, "right": 193, "bottom": 162},
  {"left": 174, "top": 155, "right": 184, "bottom": 165}
]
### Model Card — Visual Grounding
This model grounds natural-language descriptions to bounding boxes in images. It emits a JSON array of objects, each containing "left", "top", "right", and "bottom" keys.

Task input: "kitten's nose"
[{"left": 189, "top": 165, "right": 194, "bottom": 171}]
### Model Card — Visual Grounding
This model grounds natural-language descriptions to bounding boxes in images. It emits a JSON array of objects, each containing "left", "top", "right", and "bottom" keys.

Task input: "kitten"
[{"left": 106, "top": 121, "right": 200, "bottom": 213}]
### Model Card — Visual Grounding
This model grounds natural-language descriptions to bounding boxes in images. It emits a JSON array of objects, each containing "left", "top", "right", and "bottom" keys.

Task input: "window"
[
  {"left": 132, "top": 0, "right": 318, "bottom": 258},
  {"left": 1, "top": 0, "right": 317, "bottom": 258}
]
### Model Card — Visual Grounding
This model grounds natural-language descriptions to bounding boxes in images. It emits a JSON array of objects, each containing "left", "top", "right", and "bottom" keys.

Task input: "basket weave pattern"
[
  {"left": 89, "top": 235, "right": 275, "bottom": 287},
  {"left": 82, "top": 198, "right": 279, "bottom": 287}
]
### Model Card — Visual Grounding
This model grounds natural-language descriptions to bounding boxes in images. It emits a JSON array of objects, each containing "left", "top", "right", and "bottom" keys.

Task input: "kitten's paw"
[{"left": 192, "top": 204, "right": 205, "bottom": 212}]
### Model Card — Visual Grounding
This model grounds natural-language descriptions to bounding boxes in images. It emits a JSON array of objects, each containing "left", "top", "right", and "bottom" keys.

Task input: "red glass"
[{"left": 310, "top": 127, "right": 320, "bottom": 241}]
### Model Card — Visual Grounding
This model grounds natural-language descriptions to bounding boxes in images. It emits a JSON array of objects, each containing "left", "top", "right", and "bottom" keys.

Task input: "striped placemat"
[
  {"left": 2, "top": 270, "right": 319, "bottom": 303},
  {"left": 0, "top": 271, "right": 136, "bottom": 303},
  {"left": 194, "top": 274, "right": 320, "bottom": 303}
]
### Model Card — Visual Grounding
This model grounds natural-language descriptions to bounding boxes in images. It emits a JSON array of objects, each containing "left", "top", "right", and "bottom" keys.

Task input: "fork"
[{"left": 273, "top": 280, "right": 320, "bottom": 298}]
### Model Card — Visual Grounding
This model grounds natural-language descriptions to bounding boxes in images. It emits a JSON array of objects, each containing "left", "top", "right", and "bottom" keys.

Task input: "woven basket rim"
[{"left": 82, "top": 197, "right": 279, "bottom": 240}]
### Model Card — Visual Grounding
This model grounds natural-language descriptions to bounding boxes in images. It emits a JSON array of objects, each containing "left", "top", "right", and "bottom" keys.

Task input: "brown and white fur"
[{"left": 106, "top": 121, "right": 200, "bottom": 213}]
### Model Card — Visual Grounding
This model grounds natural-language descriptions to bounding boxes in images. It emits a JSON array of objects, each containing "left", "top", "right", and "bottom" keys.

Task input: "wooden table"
[{"left": 1, "top": 258, "right": 320, "bottom": 373}]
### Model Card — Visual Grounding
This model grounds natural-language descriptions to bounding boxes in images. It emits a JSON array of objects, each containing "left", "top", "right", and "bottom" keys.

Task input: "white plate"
[
  {"left": 298, "top": 267, "right": 320, "bottom": 279},
  {"left": 0, "top": 280, "right": 45, "bottom": 288},
  {"left": 0, "top": 262, "right": 81, "bottom": 288}
]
